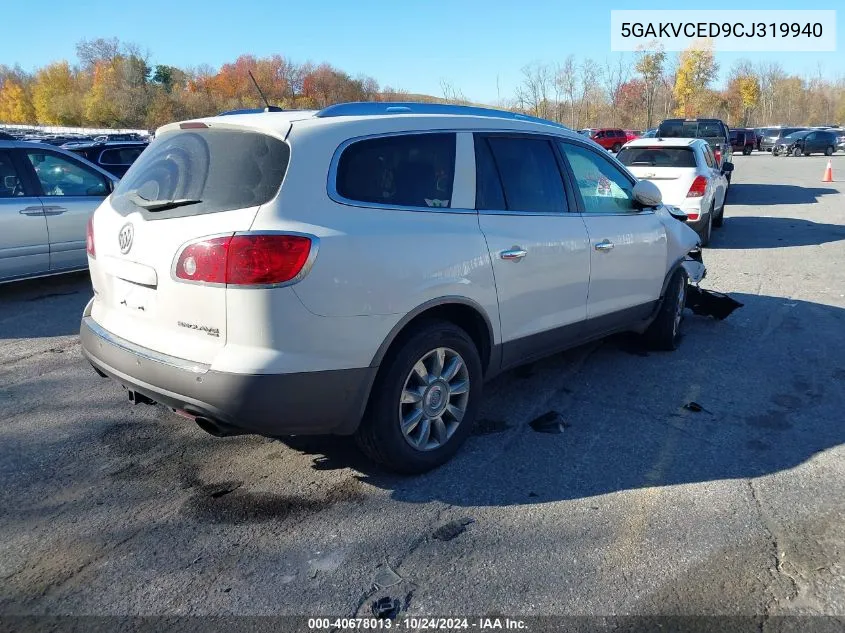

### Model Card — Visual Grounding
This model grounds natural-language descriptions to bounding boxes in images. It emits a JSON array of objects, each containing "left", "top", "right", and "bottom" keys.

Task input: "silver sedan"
[{"left": 0, "top": 139, "right": 118, "bottom": 283}]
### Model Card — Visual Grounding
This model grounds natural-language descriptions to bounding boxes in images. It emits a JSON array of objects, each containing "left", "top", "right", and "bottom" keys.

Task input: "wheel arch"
[{"left": 369, "top": 297, "right": 497, "bottom": 378}]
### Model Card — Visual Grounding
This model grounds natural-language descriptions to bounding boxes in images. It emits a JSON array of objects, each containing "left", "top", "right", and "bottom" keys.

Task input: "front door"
[
  {"left": 473, "top": 134, "right": 590, "bottom": 367},
  {"left": 23, "top": 149, "right": 111, "bottom": 272},
  {"left": 0, "top": 150, "right": 49, "bottom": 281},
  {"left": 556, "top": 140, "right": 668, "bottom": 332}
]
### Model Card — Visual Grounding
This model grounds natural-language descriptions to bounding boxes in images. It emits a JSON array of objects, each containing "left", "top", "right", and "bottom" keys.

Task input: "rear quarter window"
[
  {"left": 111, "top": 128, "right": 290, "bottom": 219},
  {"left": 335, "top": 133, "right": 455, "bottom": 209}
]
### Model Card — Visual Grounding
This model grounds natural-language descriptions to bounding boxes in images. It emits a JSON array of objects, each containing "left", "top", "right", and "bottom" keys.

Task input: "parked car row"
[{"left": 752, "top": 126, "right": 843, "bottom": 154}]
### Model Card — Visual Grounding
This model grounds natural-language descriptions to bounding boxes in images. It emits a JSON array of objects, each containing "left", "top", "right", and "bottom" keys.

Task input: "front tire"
[
  {"left": 356, "top": 320, "right": 483, "bottom": 474},
  {"left": 612, "top": 143, "right": 622, "bottom": 152},
  {"left": 825, "top": 146, "right": 834, "bottom": 156},
  {"left": 793, "top": 147, "right": 802, "bottom": 157},
  {"left": 644, "top": 268, "right": 688, "bottom": 352}
]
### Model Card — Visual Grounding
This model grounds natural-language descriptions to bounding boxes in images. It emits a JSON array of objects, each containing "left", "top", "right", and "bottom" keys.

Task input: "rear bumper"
[{"left": 79, "top": 310, "right": 377, "bottom": 436}]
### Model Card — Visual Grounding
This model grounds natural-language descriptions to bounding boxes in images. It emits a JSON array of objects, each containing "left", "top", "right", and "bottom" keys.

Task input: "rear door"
[
  {"left": 22, "top": 148, "right": 112, "bottom": 272},
  {"left": 474, "top": 134, "right": 590, "bottom": 366},
  {"left": 88, "top": 124, "right": 291, "bottom": 364},
  {"left": 557, "top": 140, "right": 667, "bottom": 328},
  {"left": 0, "top": 149, "right": 49, "bottom": 280}
]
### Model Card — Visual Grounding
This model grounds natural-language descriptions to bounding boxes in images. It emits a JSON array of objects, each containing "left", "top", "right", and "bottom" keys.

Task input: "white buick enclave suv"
[{"left": 80, "top": 102, "right": 704, "bottom": 473}]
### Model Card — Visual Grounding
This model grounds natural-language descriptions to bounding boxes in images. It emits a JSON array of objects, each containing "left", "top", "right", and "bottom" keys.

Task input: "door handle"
[
  {"left": 18, "top": 206, "right": 44, "bottom": 216},
  {"left": 42, "top": 205, "right": 68, "bottom": 216},
  {"left": 594, "top": 240, "right": 614, "bottom": 252},
  {"left": 500, "top": 248, "right": 527, "bottom": 261}
]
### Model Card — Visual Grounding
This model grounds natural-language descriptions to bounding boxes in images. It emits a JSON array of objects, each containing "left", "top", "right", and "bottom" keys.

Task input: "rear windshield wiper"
[{"left": 127, "top": 191, "right": 202, "bottom": 211}]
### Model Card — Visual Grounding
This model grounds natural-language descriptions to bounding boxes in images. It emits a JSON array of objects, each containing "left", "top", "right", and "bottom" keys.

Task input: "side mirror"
[
  {"left": 722, "top": 162, "right": 734, "bottom": 173},
  {"left": 633, "top": 179, "right": 662, "bottom": 208}
]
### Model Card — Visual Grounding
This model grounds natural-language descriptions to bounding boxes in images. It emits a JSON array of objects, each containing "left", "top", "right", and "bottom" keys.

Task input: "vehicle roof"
[
  {"left": 0, "top": 140, "right": 119, "bottom": 179},
  {"left": 661, "top": 117, "right": 725, "bottom": 123},
  {"left": 622, "top": 138, "right": 704, "bottom": 148},
  {"left": 158, "top": 102, "right": 578, "bottom": 139}
]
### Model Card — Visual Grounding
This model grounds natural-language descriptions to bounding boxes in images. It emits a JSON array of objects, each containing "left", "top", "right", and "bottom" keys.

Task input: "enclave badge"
[{"left": 118, "top": 223, "right": 134, "bottom": 254}]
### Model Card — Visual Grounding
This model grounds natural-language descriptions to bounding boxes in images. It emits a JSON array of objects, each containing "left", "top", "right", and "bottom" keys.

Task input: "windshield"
[
  {"left": 111, "top": 127, "right": 290, "bottom": 219},
  {"left": 616, "top": 147, "right": 697, "bottom": 168}
]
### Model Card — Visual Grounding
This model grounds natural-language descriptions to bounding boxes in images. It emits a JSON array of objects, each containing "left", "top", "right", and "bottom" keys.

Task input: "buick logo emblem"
[{"left": 118, "top": 223, "right": 134, "bottom": 254}]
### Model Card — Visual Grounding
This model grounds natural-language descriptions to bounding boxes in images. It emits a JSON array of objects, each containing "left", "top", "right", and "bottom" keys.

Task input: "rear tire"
[
  {"left": 713, "top": 199, "right": 725, "bottom": 228},
  {"left": 355, "top": 320, "right": 483, "bottom": 474},
  {"left": 825, "top": 146, "right": 834, "bottom": 156},
  {"left": 644, "top": 268, "right": 688, "bottom": 351},
  {"left": 699, "top": 206, "right": 713, "bottom": 246},
  {"left": 743, "top": 146, "right": 751, "bottom": 156},
  {"left": 612, "top": 143, "right": 622, "bottom": 152}
]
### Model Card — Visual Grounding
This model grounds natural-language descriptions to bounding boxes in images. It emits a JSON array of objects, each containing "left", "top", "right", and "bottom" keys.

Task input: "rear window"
[
  {"left": 99, "top": 147, "right": 145, "bottom": 166},
  {"left": 616, "top": 147, "right": 697, "bottom": 168},
  {"left": 336, "top": 133, "right": 455, "bottom": 209},
  {"left": 111, "top": 128, "right": 290, "bottom": 218}
]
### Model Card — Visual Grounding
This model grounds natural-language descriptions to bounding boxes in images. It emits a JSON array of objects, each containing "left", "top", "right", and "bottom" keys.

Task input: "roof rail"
[{"left": 314, "top": 102, "right": 569, "bottom": 129}]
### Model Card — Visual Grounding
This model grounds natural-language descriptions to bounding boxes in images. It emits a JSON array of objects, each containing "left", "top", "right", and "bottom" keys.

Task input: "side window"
[
  {"left": 595, "top": 131, "right": 605, "bottom": 139},
  {"left": 485, "top": 136, "right": 567, "bottom": 214},
  {"left": 99, "top": 147, "right": 144, "bottom": 166},
  {"left": 474, "top": 136, "right": 506, "bottom": 210},
  {"left": 805, "top": 133, "right": 817, "bottom": 142},
  {"left": 703, "top": 147, "right": 716, "bottom": 169},
  {"left": 336, "top": 133, "right": 455, "bottom": 208},
  {"left": 0, "top": 151, "right": 30, "bottom": 198},
  {"left": 26, "top": 151, "right": 109, "bottom": 197},
  {"left": 558, "top": 142, "right": 636, "bottom": 214}
]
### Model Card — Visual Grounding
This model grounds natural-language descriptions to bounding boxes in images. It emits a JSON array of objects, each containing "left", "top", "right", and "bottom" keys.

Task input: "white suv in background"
[
  {"left": 80, "top": 103, "right": 704, "bottom": 473},
  {"left": 617, "top": 138, "right": 731, "bottom": 246}
]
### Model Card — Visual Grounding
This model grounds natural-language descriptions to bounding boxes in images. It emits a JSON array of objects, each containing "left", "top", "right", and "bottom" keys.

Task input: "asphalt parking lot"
[{"left": 1, "top": 153, "right": 844, "bottom": 625}]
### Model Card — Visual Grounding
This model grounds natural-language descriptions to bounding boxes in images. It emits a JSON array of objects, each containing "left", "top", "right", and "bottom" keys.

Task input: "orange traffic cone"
[{"left": 822, "top": 159, "right": 833, "bottom": 182}]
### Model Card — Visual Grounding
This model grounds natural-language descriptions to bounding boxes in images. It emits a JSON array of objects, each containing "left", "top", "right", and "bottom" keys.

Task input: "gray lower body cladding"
[{"left": 79, "top": 316, "right": 376, "bottom": 436}]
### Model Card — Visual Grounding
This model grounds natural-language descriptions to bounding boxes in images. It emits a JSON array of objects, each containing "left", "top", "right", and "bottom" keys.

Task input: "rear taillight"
[
  {"left": 174, "top": 234, "right": 314, "bottom": 286},
  {"left": 687, "top": 176, "right": 707, "bottom": 198},
  {"left": 86, "top": 216, "right": 96, "bottom": 258},
  {"left": 714, "top": 148, "right": 721, "bottom": 164},
  {"left": 686, "top": 212, "right": 700, "bottom": 221}
]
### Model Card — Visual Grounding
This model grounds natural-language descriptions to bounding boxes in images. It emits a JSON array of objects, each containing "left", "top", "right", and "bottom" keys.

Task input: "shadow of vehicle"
[
  {"left": 727, "top": 183, "right": 838, "bottom": 206},
  {"left": 709, "top": 216, "right": 845, "bottom": 249},
  {"left": 0, "top": 272, "right": 92, "bottom": 339},
  {"left": 280, "top": 292, "right": 845, "bottom": 509}
]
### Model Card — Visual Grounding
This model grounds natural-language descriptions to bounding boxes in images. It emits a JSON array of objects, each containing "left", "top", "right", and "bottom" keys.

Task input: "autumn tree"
[
  {"left": 635, "top": 44, "right": 666, "bottom": 128},
  {"left": 31, "top": 62, "right": 82, "bottom": 125},
  {"left": 0, "top": 77, "right": 35, "bottom": 123},
  {"left": 673, "top": 41, "right": 718, "bottom": 118}
]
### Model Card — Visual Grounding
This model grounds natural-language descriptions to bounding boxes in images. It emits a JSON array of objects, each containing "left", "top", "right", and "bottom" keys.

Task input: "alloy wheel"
[{"left": 399, "top": 347, "right": 470, "bottom": 451}]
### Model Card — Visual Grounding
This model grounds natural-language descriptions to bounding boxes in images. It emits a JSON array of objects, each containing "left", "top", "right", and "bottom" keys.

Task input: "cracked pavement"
[{"left": 1, "top": 154, "right": 844, "bottom": 625}]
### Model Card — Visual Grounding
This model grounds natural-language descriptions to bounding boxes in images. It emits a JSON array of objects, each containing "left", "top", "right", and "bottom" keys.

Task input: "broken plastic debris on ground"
[{"left": 686, "top": 286, "right": 744, "bottom": 320}]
